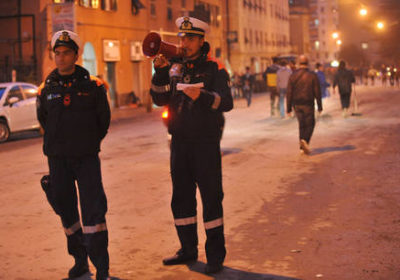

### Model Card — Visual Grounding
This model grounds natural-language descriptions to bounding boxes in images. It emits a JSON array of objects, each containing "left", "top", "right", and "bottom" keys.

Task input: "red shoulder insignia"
[
  {"left": 90, "top": 75, "right": 109, "bottom": 90},
  {"left": 37, "top": 82, "right": 45, "bottom": 96},
  {"left": 207, "top": 56, "right": 227, "bottom": 71}
]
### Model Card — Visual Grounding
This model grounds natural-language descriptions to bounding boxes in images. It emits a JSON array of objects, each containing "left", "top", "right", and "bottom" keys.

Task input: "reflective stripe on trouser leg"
[
  {"left": 204, "top": 217, "right": 223, "bottom": 230},
  {"left": 72, "top": 155, "right": 109, "bottom": 276},
  {"left": 64, "top": 221, "right": 82, "bottom": 236},
  {"left": 193, "top": 141, "right": 226, "bottom": 265},
  {"left": 170, "top": 139, "right": 199, "bottom": 253},
  {"left": 48, "top": 156, "right": 87, "bottom": 261}
]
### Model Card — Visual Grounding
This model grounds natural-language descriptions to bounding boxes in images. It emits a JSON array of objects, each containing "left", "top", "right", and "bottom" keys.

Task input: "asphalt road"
[{"left": 0, "top": 85, "right": 399, "bottom": 280}]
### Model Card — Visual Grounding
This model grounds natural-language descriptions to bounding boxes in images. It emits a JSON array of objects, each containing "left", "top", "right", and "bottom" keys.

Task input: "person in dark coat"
[
  {"left": 241, "top": 66, "right": 254, "bottom": 107},
  {"left": 286, "top": 55, "right": 322, "bottom": 155},
  {"left": 37, "top": 30, "right": 111, "bottom": 280},
  {"left": 149, "top": 16, "right": 233, "bottom": 274},
  {"left": 315, "top": 63, "right": 330, "bottom": 99},
  {"left": 333, "top": 60, "right": 356, "bottom": 117}
]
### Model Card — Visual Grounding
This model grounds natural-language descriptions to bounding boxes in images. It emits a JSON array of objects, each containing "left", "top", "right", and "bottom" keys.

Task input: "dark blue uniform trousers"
[
  {"left": 170, "top": 138, "right": 226, "bottom": 265},
  {"left": 48, "top": 155, "right": 109, "bottom": 276}
]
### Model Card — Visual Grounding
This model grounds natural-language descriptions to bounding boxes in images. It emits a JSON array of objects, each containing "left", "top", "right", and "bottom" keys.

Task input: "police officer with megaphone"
[{"left": 149, "top": 16, "right": 233, "bottom": 274}]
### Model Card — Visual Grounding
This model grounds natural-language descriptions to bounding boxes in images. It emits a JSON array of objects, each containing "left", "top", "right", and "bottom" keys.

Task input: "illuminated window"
[
  {"left": 79, "top": 0, "right": 101, "bottom": 8},
  {"left": 102, "top": 0, "right": 117, "bottom": 11}
]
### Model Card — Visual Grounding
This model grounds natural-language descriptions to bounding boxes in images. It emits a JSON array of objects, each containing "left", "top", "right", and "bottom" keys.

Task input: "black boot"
[
  {"left": 162, "top": 248, "right": 198, "bottom": 265},
  {"left": 96, "top": 271, "right": 109, "bottom": 280},
  {"left": 68, "top": 258, "right": 89, "bottom": 279},
  {"left": 205, "top": 263, "right": 223, "bottom": 274}
]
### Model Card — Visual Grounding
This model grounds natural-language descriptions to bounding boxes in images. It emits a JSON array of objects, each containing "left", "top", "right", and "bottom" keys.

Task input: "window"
[
  {"left": 244, "top": 28, "right": 248, "bottom": 44},
  {"left": 21, "top": 85, "right": 38, "bottom": 99},
  {"left": 150, "top": 0, "right": 156, "bottom": 16},
  {"left": 215, "top": 48, "right": 221, "bottom": 58},
  {"left": 167, "top": 7, "right": 173, "bottom": 20},
  {"left": 0, "top": 88, "right": 6, "bottom": 100},
  {"left": 79, "top": 0, "right": 99, "bottom": 8},
  {"left": 102, "top": 0, "right": 117, "bottom": 11},
  {"left": 6, "top": 86, "right": 23, "bottom": 105},
  {"left": 131, "top": 0, "right": 144, "bottom": 14}
]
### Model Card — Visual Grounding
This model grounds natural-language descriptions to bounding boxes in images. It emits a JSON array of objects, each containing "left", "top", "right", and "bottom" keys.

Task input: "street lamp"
[
  {"left": 359, "top": 8, "right": 368, "bottom": 17},
  {"left": 376, "top": 21, "right": 385, "bottom": 30},
  {"left": 332, "top": 32, "right": 339, "bottom": 39},
  {"left": 336, "top": 39, "right": 342, "bottom": 46}
]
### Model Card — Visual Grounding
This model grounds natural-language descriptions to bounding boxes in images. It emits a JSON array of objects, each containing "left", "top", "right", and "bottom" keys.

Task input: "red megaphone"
[{"left": 142, "top": 32, "right": 184, "bottom": 58}]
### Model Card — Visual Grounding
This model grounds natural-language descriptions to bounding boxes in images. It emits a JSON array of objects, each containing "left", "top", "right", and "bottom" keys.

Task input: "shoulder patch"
[
  {"left": 90, "top": 75, "right": 104, "bottom": 87},
  {"left": 207, "top": 56, "right": 226, "bottom": 71},
  {"left": 37, "top": 82, "right": 45, "bottom": 96},
  {"left": 90, "top": 75, "right": 109, "bottom": 91}
]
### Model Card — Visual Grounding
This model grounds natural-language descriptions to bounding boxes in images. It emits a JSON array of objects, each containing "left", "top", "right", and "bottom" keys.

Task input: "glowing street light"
[
  {"left": 377, "top": 21, "right": 385, "bottom": 30},
  {"left": 336, "top": 39, "right": 342, "bottom": 46},
  {"left": 359, "top": 8, "right": 368, "bottom": 17},
  {"left": 332, "top": 32, "right": 339, "bottom": 39}
]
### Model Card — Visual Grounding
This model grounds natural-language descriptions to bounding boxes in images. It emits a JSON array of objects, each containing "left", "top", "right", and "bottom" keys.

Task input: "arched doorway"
[{"left": 82, "top": 42, "right": 97, "bottom": 75}]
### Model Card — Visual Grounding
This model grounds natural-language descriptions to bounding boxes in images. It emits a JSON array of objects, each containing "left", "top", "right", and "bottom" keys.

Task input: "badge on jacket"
[{"left": 63, "top": 93, "right": 71, "bottom": 106}]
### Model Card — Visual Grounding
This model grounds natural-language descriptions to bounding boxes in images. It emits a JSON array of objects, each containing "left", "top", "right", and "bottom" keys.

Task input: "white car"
[{"left": 0, "top": 82, "right": 41, "bottom": 142}]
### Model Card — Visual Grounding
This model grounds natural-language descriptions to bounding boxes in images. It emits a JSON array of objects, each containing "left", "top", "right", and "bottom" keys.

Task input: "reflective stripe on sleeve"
[
  {"left": 151, "top": 83, "right": 170, "bottom": 93},
  {"left": 174, "top": 216, "right": 197, "bottom": 226},
  {"left": 64, "top": 221, "right": 81, "bottom": 236},
  {"left": 82, "top": 222, "right": 107, "bottom": 234},
  {"left": 204, "top": 217, "right": 223, "bottom": 230},
  {"left": 211, "top": 92, "right": 221, "bottom": 110}
]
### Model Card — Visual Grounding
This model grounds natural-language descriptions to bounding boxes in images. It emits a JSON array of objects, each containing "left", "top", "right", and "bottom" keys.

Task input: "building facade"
[
  {"left": 226, "top": 0, "right": 291, "bottom": 76},
  {"left": 308, "top": 0, "right": 340, "bottom": 65},
  {"left": 289, "top": 0, "right": 310, "bottom": 57}
]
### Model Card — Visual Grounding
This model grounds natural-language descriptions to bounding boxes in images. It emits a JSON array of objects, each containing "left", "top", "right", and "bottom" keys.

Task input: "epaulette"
[
  {"left": 37, "top": 82, "right": 45, "bottom": 96},
  {"left": 90, "top": 75, "right": 109, "bottom": 90},
  {"left": 207, "top": 56, "right": 227, "bottom": 71},
  {"left": 90, "top": 75, "right": 104, "bottom": 87}
]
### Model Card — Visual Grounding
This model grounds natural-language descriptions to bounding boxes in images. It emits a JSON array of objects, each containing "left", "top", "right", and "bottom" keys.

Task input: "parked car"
[{"left": 0, "top": 82, "right": 40, "bottom": 142}]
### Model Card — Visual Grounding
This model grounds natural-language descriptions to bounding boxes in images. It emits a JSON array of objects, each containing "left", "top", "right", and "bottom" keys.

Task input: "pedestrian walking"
[
  {"left": 36, "top": 30, "right": 111, "bottom": 280},
  {"left": 276, "top": 59, "right": 292, "bottom": 118},
  {"left": 333, "top": 60, "right": 356, "bottom": 118},
  {"left": 286, "top": 55, "right": 322, "bottom": 155},
  {"left": 315, "top": 63, "right": 331, "bottom": 100},
  {"left": 263, "top": 57, "right": 280, "bottom": 116},
  {"left": 149, "top": 16, "right": 233, "bottom": 274},
  {"left": 368, "top": 66, "right": 377, "bottom": 86},
  {"left": 231, "top": 71, "right": 242, "bottom": 99},
  {"left": 241, "top": 66, "right": 254, "bottom": 106}
]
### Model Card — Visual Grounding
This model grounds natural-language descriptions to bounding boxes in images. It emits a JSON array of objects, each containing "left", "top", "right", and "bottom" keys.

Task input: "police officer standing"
[
  {"left": 150, "top": 17, "right": 233, "bottom": 274},
  {"left": 37, "top": 30, "right": 111, "bottom": 280}
]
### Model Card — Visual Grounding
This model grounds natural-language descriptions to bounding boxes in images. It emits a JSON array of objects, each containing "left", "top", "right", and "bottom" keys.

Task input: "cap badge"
[
  {"left": 181, "top": 17, "right": 193, "bottom": 30},
  {"left": 59, "top": 31, "right": 71, "bottom": 42}
]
